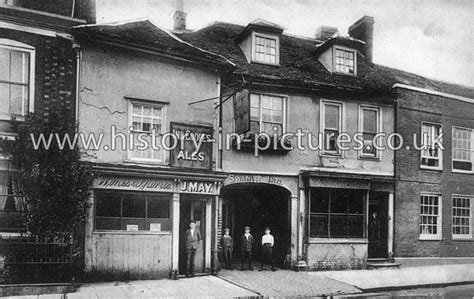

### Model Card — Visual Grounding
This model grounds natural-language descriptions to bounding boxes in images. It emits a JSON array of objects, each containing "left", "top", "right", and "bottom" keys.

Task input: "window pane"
[
  {"left": 250, "top": 94, "right": 260, "bottom": 108},
  {"left": 10, "top": 50, "right": 26, "bottom": 84},
  {"left": 10, "top": 84, "right": 26, "bottom": 115},
  {"left": 330, "top": 192, "right": 347, "bottom": 214},
  {"left": 122, "top": 194, "right": 146, "bottom": 218},
  {"left": 147, "top": 195, "right": 170, "bottom": 218},
  {"left": 330, "top": 215, "right": 347, "bottom": 238},
  {"left": 325, "top": 104, "right": 339, "bottom": 129},
  {"left": 96, "top": 193, "right": 121, "bottom": 217},
  {"left": 0, "top": 48, "right": 10, "bottom": 82},
  {"left": 310, "top": 215, "right": 328, "bottom": 237},
  {"left": 363, "top": 109, "right": 377, "bottom": 133},
  {"left": 95, "top": 217, "right": 121, "bottom": 230},
  {"left": 310, "top": 189, "right": 329, "bottom": 213},
  {"left": 0, "top": 83, "right": 10, "bottom": 114},
  {"left": 348, "top": 216, "right": 364, "bottom": 237}
]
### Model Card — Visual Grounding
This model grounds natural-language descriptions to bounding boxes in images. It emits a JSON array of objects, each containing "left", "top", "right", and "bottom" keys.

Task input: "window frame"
[
  {"left": 452, "top": 126, "right": 474, "bottom": 174},
  {"left": 251, "top": 32, "right": 280, "bottom": 66},
  {"left": 0, "top": 39, "right": 35, "bottom": 121},
  {"left": 419, "top": 193, "right": 442, "bottom": 241},
  {"left": 94, "top": 190, "right": 172, "bottom": 233},
  {"left": 358, "top": 105, "right": 381, "bottom": 159},
  {"left": 320, "top": 100, "right": 343, "bottom": 156},
  {"left": 452, "top": 194, "right": 473, "bottom": 240},
  {"left": 333, "top": 46, "right": 357, "bottom": 76},
  {"left": 420, "top": 122, "right": 443, "bottom": 171},
  {"left": 127, "top": 100, "right": 167, "bottom": 164},
  {"left": 248, "top": 92, "right": 287, "bottom": 136}
]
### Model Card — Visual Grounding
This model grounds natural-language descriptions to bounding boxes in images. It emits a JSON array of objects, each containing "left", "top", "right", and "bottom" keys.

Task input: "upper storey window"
[
  {"left": 254, "top": 34, "right": 278, "bottom": 65},
  {"left": 0, "top": 39, "right": 35, "bottom": 120},
  {"left": 334, "top": 48, "right": 356, "bottom": 75}
]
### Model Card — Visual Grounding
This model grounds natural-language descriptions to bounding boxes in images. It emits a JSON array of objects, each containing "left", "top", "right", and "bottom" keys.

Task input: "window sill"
[
  {"left": 419, "top": 166, "right": 443, "bottom": 172},
  {"left": 452, "top": 235, "right": 473, "bottom": 241},
  {"left": 124, "top": 158, "right": 166, "bottom": 165},
  {"left": 93, "top": 230, "right": 172, "bottom": 235},
  {"left": 418, "top": 235, "right": 442, "bottom": 241},
  {"left": 358, "top": 155, "right": 380, "bottom": 162},
  {"left": 0, "top": 114, "right": 25, "bottom": 122},
  {"left": 320, "top": 152, "right": 343, "bottom": 158},
  {"left": 250, "top": 60, "right": 281, "bottom": 67},
  {"left": 308, "top": 238, "right": 368, "bottom": 244},
  {"left": 452, "top": 169, "right": 473, "bottom": 175}
]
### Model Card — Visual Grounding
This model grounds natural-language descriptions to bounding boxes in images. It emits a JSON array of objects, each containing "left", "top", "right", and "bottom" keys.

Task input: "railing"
[{"left": 0, "top": 236, "right": 75, "bottom": 283}]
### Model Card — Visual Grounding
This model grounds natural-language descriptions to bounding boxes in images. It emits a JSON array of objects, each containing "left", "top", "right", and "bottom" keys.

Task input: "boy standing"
[
  {"left": 221, "top": 228, "right": 233, "bottom": 270},
  {"left": 260, "top": 227, "right": 276, "bottom": 271},
  {"left": 240, "top": 226, "right": 254, "bottom": 270}
]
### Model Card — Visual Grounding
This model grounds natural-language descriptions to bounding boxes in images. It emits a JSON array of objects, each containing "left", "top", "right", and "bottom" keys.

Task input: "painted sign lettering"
[
  {"left": 94, "top": 176, "right": 173, "bottom": 192},
  {"left": 179, "top": 180, "right": 216, "bottom": 194}
]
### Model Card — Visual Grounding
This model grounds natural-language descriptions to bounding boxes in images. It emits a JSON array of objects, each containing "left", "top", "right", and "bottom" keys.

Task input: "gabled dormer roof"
[
  {"left": 235, "top": 18, "right": 285, "bottom": 42},
  {"left": 72, "top": 19, "right": 235, "bottom": 70},
  {"left": 314, "top": 35, "right": 366, "bottom": 56}
]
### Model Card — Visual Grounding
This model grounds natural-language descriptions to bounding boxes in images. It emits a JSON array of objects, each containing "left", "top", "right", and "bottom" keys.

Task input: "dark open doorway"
[
  {"left": 221, "top": 184, "right": 291, "bottom": 267},
  {"left": 368, "top": 191, "right": 389, "bottom": 258}
]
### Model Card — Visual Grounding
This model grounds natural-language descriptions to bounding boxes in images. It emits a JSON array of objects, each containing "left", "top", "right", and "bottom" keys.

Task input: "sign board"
[
  {"left": 234, "top": 89, "right": 250, "bottom": 134},
  {"left": 126, "top": 224, "right": 139, "bottom": 232},
  {"left": 178, "top": 180, "right": 218, "bottom": 195},
  {"left": 149, "top": 223, "right": 161, "bottom": 232},
  {"left": 224, "top": 174, "right": 298, "bottom": 196},
  {"left": 170, "top": 122, "right": 213, "bottom": 170},
  {"left": 308, "top": 177, "right": 370, "bottom": 190},
  {"left": 94, "top": 176, "right": 174, "bottom": 192}
]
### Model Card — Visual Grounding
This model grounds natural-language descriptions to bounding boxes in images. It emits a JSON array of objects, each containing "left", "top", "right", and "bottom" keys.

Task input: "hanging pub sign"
[
  {"left": 234, "top": 89, "right": 250, "bottom": 134},
  {"left": 170, "top": 122, "right": 213, "bottom": 169}
]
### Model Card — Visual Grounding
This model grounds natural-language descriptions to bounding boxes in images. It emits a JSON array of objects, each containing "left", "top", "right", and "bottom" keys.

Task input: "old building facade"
[{"left": 0, "top": 0, "right": 95, "bottom": 235}]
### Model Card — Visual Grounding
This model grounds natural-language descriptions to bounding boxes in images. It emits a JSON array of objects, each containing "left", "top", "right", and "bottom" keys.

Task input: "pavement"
[{"left": 2, "top": 261, "right": 474, "bottom": 298}]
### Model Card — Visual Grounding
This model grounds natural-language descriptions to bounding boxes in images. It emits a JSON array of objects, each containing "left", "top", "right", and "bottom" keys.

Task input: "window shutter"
[{"left": 234, "top": 89, "right": 250, "bottom": 134}]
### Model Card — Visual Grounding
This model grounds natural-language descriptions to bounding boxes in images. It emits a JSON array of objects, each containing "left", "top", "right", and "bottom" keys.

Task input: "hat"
[
  {"left": 190, "top": 220, "right": 196, "bottom": 224},
  {"left": 264, "top": 227, "right": 270, "bottom": 231},
  {"left": 224, "top": 228, "right": 230, "bottom": 231},
  {"left": 244, "top": 226, "right": 250, "bottom": 230}
]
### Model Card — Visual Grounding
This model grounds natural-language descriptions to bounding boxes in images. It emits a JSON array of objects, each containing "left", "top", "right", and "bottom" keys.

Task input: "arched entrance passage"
[{"left": 221, "top": 183, "right": 292, "bottom": 268}]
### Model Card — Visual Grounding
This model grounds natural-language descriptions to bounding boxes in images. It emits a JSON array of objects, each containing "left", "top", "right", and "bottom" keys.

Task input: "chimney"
[
  {"left": 348, "top": 16, "right": 374, "bottom": 62},
  {"left": 173, "top": 0, "right": 187, "bottom": 31},
  {"left": 315, "top": 26, "right": 338, "bottom": 41}
]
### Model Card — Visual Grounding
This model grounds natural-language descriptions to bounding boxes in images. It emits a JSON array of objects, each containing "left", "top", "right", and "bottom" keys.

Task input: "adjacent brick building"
[{"left": 0, "top": 1, "right": 95, "bottom": 234}]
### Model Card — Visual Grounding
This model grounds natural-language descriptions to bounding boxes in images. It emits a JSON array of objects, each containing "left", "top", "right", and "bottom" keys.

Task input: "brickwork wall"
[{"left": 394, "top": 88, "right": 474, "bottom": 257}]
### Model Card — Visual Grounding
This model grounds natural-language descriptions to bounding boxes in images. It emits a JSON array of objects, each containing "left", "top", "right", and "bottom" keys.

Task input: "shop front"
[
  {"left": 302, "top": 172, "right": 394, "bottom": 270},
  {"left": 220, "top": 173, "right": 301, "bottom": 268},
  {"left": 84, "top": 167, "right": 223, "bottom": 279}
]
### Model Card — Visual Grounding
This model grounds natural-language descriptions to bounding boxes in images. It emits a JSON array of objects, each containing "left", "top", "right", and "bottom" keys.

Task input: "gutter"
[{"left": 392, "top": 83, "right": 474, "bottom": 104}]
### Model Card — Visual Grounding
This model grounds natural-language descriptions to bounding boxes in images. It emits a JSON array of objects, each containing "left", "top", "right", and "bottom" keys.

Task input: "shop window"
[
  {"left": 419, "top": 194, "right": 442, "bottom": 240},
  {"left": 420, "top": 123, "right": 442, "bottom": 170},
  {"left": 321, "top": 101, "right": 342, "bottom": 155},
  {"left": 452, "top": 127, "right": 473, "bottom": 172},
  {"left": 452, "top": 195, "right": 472, "bottom": 239},
  {"left": 129, "top": 101, "right": 166, "bottom": 162},
  {"left": 359, "top": 106, "right": 379, "bottom": 157},
  {"left": 0, "top": 39, "right": 35, "bottom": 120},
  {"left": 309, "top": 188, "right": 365, "bottom": 238},
  {"left": 95, "top": 191, "right": 171, "bottom": 232}
]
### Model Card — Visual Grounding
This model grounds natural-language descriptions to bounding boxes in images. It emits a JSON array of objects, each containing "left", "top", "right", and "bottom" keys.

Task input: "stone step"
[{"left": 367, "top": 262, "right": 401, "bottom": 270}]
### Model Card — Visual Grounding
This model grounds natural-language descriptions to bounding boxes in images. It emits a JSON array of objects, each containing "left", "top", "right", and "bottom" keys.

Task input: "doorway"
[
  {"left": 221, "top": 184, "right": 291, "bottom": 267},
  {"left": 179, "top": 196, "right": 207, "bottom": 274},
  {"left": 368, "top": 191, "right": 389, "bottom": 258}
]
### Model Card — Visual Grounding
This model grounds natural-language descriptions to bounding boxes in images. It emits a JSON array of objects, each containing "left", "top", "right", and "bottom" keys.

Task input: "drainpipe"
[
  {"left": 73, "top": 40, "right": 81, "bottom": 132},
  {"left": 217, "top": 77, "right": 223, "bottom": 170}
]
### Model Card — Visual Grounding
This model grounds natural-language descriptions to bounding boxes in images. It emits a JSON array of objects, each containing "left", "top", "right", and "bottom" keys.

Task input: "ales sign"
[{"left": 170, "top": 122, "right": 213, "bottom": 169}]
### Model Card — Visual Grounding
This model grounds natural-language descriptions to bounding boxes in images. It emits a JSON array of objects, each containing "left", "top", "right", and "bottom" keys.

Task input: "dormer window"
[
  {"left": 253, "top": 33, "right": 278, "bottom": 65},
  {"left": 334, "top": 47, "right": 356, "bottom": 75}
]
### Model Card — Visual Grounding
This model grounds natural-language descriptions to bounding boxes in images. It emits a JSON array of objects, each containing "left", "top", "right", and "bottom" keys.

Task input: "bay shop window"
[
  {"left": 95, "top": 191, "right": 171, "bottom": 232},
  {"left": 309, "top": 188, "right": 366, "bottom": 239}
]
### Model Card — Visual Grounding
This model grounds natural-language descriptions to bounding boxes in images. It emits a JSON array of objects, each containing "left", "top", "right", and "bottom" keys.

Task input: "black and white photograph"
[{"left": 0, "top": 0, "right": 473, "bottom": 297}]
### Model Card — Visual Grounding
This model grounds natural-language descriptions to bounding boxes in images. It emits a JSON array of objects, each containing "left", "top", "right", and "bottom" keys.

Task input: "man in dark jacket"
[
  {"left": 185, "top": 220, "right": 201, "bottom": 277},
  {"left": 240, "top": 226, "right": 254, "bottom": 270},
  {"left": 221, "top": 227, "right": 233, "bottom": 270}
]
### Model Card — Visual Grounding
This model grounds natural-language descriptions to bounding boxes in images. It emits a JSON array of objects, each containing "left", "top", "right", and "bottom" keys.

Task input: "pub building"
[
  {"left": 178, "top": 16, "right": 398, "bottom": 269},
  {"left": 72, "top": 18, "right": 234, "bottom": 278}
]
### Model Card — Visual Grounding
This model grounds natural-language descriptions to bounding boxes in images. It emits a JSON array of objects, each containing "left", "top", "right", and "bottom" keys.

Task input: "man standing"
[
  {"left": 260, "top": 227, "right": 276, "bottom": 271},
  {"left": 221, "top": 228, "right": 233, "bottom": 270},
  {"left": 240, "top": 226, "right": 254, "bottom": 271},
  {"left": 185, "top": 220, "right": 201, "bottom": 277}
]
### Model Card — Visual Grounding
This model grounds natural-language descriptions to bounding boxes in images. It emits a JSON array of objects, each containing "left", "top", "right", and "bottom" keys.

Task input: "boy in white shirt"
[{"left": 260, "top": 227, "right": 276, "bottom": 271}]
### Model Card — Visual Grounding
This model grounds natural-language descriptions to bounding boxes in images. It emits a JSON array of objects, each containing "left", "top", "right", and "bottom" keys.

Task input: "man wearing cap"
[
  {"left": 240, "top": 226, "right": 254, "bottom": 271},
  {"left": 260, "top": 227, "right": 276, "bottom": 271},
  {"left": 185, "top": 220, "right": 201, "bottom": 277},
  {"left": 221, "top": 228, "right": 233, "bottom": 270}
]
